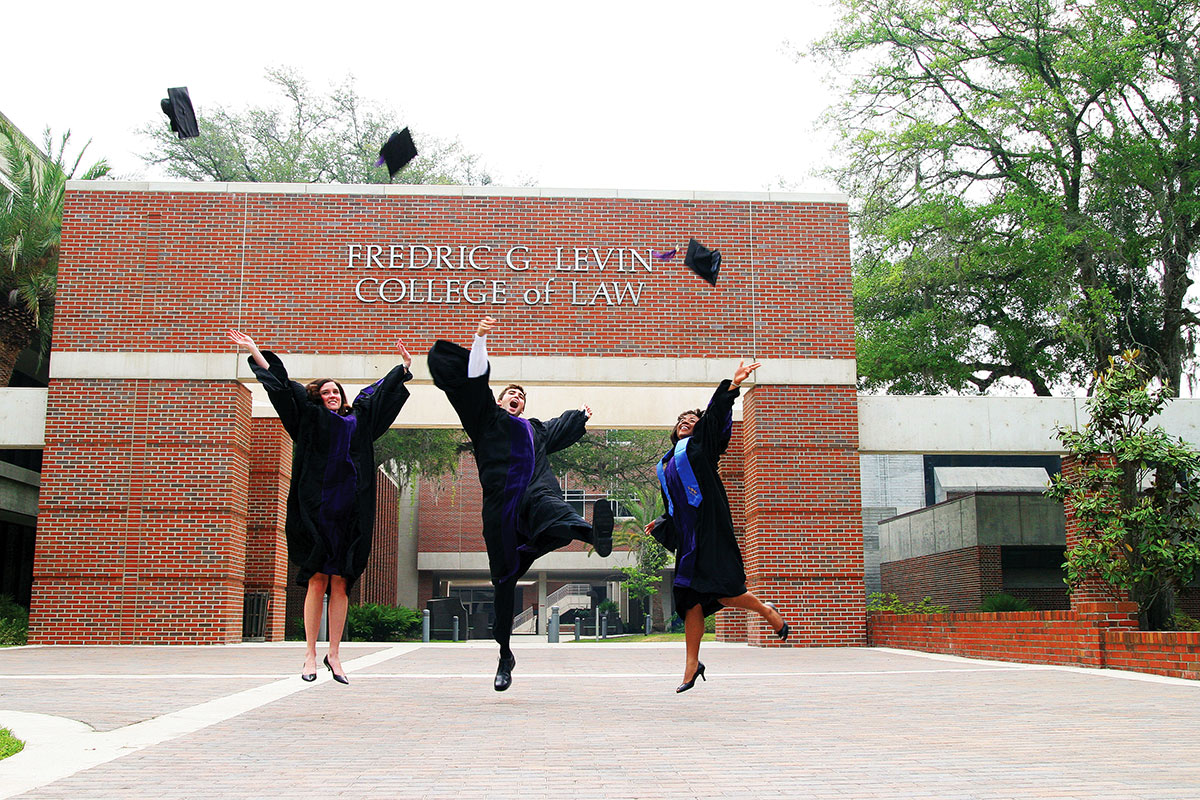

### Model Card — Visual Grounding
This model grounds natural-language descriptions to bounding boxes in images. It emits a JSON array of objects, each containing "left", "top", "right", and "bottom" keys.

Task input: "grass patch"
[{"left": 0, "top": 727, "right": 24, "bottom": 760}]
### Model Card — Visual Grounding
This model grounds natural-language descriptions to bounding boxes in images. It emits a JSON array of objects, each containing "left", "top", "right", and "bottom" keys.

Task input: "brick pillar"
[
  {"left": 1061, "top": 454, "right": 1128, "bottom": 609},
  {"left": 742, "top": 384, "right": 865, "bottom": 646},
  {"left": 246, "top": 417, "right": 292, "bottom": 641},
  {"left": 31, "top": 379, "right": 252, "bottom": 644},
  {"left": 716, "top": 422, "right": 748, "bottom": 642}
]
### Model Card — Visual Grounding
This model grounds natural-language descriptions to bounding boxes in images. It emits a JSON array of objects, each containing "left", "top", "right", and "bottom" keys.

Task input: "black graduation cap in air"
[
  {"left": 160, "top": 87, "right": 199, "bottom": 139},
  {"left": 684, "top": 238, "right": 721, "bottom": 286},
  {"left": 377, "top": 128, "right": 418, "bottom": 178}
]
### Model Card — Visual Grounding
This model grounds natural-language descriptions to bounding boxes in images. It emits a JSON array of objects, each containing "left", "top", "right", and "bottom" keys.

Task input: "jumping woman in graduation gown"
[
  {"left": 428, "top": 316, "right": 614, "bottom": 691},
  {"left": 229, "top": 330, "right": 413, "bottom": 684},
  {"left": 647, "top": 359, "right": 789, "bottom": 693}
]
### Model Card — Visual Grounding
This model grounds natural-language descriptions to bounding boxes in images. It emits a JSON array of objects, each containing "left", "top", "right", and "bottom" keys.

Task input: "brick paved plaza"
[{"left": 2, "top": 642, "right": 1199, "bottom": 799}]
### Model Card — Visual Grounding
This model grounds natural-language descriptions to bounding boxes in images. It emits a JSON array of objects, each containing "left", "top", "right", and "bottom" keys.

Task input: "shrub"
[
  {"left": 597, "top": 599, "right": 619, "bottom": 614},
  {"left": 345, "top": 603, "right": 422, "bottom": 641},
  {"left": 980, "top": 593, "right": 1034, "bottom": 612},
  {"left": 1171, "top": 611, "right": 1200, "bottom": 632},
  {"left": 704, "top": 613, "right": 716, "bottom": 633},
  {"left": 866, "top": 592, "right": 949, "bottom": 614},
  {"left": 0, "top": 596, "right": 28, "bottom": 646}
]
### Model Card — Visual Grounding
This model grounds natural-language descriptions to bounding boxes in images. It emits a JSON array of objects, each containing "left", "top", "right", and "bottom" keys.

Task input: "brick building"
[{"left": 26, "top": 182, "right": 862, "bottom": 646}]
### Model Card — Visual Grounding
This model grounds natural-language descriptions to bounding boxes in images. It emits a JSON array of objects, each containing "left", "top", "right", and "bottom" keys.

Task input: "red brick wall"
[
  {"left": 352, "top": 473, "right": 400, "bottom": 606},
  {"left": 716, "top": 423, "right": 748, "bottom": 642},
  {"left": 1061, "top": 454, "right": 1127, "bottom": 606},
  {"left": 880, "top": 546, "right": 1003, "bottom": 612},
  {"left": 56, "top": 190, "right": 852, "bottom": 360},
  {"left": 246, "top": 417, "right": 291, "bottom": 640},
  {"left": 870, "top": 602, "right": 1200, "bottom": 681},
  {"left": 742, "top": 385, "right": 865, "bottom": 645},
  {"left": 31, "top": 380, "right": 252, "bottom": 644}
]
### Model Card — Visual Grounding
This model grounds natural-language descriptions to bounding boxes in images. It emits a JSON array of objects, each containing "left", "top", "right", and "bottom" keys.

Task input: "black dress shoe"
[
  {"left": 301, "top": 671, "right": 317, "bottom": 683},
  {"left": 324, "top": 655, "right": 349, "bottom": 685},
  {"left": 592, "top": 499, "right": 614, "bottom": 557},
  {"left": 494, "top": 654, "right": 516, "bottom": 692},
  {"left": 676, "top": 661, "right": 706, "bottom": 693}
]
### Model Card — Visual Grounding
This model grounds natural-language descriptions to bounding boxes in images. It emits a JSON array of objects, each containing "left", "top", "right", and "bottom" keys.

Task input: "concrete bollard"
[
  {"left": 422, "top": 609, "right": 430, "bottom": 643},
  {"left": 595, "top": 608, "right": 601, "bottom": 641},
  {"left": 548, "top": 605, "right": 560, "bottom": 643},
  {"left": 645, "top": 614, "right": 652, "bottom": 636},
  {"left": 601, "top": 616, "right": 608, "bottom": 639},
  {"left": 574, "top": 619, "right": 581, "bottom": 641},
  {"left": 453, "top": 615, "right": 459, "bottom": 643}
]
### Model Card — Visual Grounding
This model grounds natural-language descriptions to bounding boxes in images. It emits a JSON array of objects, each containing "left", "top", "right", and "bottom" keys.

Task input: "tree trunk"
[{"left": 0, "top": 305, "right": 38, "bottom": 386}]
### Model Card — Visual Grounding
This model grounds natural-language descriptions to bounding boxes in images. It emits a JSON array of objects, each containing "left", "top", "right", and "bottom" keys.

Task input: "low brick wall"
[{"left": 868, "top": 601, "right": 1200, "bottom": 680}]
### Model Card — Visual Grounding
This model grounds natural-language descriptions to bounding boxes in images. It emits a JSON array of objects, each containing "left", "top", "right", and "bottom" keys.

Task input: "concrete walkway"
[{"left": 1, "top": 641, "right": 1198, "bottom": 799}]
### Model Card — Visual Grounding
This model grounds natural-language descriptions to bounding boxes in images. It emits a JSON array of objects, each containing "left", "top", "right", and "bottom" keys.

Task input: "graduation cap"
[
  {"left": 684, "top": 238, "right": 721, "bottom": 286},
  {"left": 376, "top": 128, "right": 418, "bottom": 178},
  {"left": 160, "top": 87, "right": 199, "bottom": 139}
]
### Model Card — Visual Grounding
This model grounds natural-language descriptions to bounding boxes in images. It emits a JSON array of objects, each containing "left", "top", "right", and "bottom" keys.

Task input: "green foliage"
[
  {"left": 0, "top": 727, "right": 24, "bottom": 760},
  {"left": 549, "top": 429, "right": 669, "bottom": 491},
  {"left": 0, "top": 117, "right": 109, "bottom": 382},
  {"left": 345, "top": 603, "right": 422, "bottom": 641},
  {"left": 811, "top": 0, "right": 1200, "bottom": 394},
  {"left": 138, "top": 67, "right": 492, "bottom": 185},
  {"left": 704, "top": 614, "right": 716, "bottom": 634},
  {"left": 1047, "top": 351, "right": 1200, "bottom": 629},
  {"left": 866, "top": 592, "right": 949, "bottom": 614},
  {"left": 373, "top": 428, "right": 469, "bottom": 480},
  {"left": 979, "top": 593, "right": 1033, "bottom": 612},
  {"left": 597, "top": 599, "right": 619, "bottom": 614},
  {"left": 0, "top": 595, "right": 28, "bottom": 646},
  {"left": 1171, "top": 611, "right": 1200, "bottom": 632}
]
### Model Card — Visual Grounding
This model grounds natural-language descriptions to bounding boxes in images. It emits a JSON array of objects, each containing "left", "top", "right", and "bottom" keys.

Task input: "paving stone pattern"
[{"left": 2, "top": 643, "right": 1199, "bottom": 799}]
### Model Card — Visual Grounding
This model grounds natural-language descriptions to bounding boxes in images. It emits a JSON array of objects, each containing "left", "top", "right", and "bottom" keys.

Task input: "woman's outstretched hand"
[
  {"left": 228, "top": 329, "right": 269, "bottom": 369},
  {"left": 732, "top": 359, "right": 761, "bottom": 388},
  {"left": 397, "top": 341, "right": 413, "bottom": 370},
  {"left": 476, "top": 316, "right": 496, "bottom": 337}
]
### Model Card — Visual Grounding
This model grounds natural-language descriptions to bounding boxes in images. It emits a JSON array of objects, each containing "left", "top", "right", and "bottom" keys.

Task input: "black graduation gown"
[
  {"left": 427, "top": 340, "right": 591, "bottom": 583},
  {"left": 651, "top": 379, "right": 748, "bottom": 614},
  {"left": 249, "top": 351, "right": 412, "bottom": 588}
]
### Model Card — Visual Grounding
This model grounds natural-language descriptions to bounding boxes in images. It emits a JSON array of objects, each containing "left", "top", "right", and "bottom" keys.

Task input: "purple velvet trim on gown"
[
  {"left": 499, "top": 415, "right": 536, "bottom": 580},
  {"left": 662, "top": 455, "right": 699, "bottom": 587},
  {"left": 319, "top": 412, "right": 359, "bottom": 575}
]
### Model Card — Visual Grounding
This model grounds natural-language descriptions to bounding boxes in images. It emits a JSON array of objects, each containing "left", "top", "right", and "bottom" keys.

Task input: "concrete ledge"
[
  {"left": 417, "top": 550, "right": 636, "bottom": 572},
  {"left": 50, "top": 352, "right": 856, "bottom": 387},
  {"left": 66, "top": 181, "right": 849, "bottom": 205}
]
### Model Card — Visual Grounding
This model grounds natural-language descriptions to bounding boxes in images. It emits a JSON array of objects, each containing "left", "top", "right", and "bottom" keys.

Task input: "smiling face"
[
  {"left": 673, "top": 411, "right": 701, "bottom": 442},
  {"left": 319, "top": 382, "right": 343, "bottom": 412},
  {"left": 307, "top": 379, "right": 348, "bottom": 414},
  {"left": 497, "top": 385, "right": 526, "bottom": 417}
]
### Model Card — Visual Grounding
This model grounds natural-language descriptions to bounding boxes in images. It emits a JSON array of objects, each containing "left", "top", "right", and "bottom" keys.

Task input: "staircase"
[{"left": 510, "top": 584, "right": 594, "bottom": 634}]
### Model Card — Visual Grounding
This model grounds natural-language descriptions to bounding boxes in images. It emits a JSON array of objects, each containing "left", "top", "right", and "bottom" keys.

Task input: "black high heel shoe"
[
  {"left": 301, "top": 668, "right": 317, "bottom": 682},
  {"left": 324, "top": 655, "right": 349, "bottom": 685},
  {"left": 765, "top": 602, "right": 790, "bottom": 641},
  {"left": 675, "top": 661, "right": 706, "bottom": 693}
]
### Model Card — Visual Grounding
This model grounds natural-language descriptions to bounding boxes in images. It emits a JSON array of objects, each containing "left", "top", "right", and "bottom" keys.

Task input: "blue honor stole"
[{"left": 657, "top": 439, "right": 704, "bottom": 517}]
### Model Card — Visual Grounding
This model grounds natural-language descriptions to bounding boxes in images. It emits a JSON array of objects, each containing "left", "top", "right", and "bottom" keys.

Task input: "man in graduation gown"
[{"left": 428, "top": 316, "right": 614, "bottom": 691}]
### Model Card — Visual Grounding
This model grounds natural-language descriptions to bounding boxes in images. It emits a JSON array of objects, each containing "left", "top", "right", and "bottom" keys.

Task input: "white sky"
[{"left": 2, "top": 1, "right": 844, "bottom": 192}]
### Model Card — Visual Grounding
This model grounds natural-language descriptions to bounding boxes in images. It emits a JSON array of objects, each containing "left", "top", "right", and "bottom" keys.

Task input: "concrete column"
[{"left": 538, "top": 571, "right": 548, "bottom": 632}]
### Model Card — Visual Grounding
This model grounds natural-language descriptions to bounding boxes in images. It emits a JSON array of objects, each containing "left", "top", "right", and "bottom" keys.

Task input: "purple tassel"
[
  {"left": 375, "top": 155, "right": 386, "bottom": 167},
  {"left": 652, "top": 248, "right": 677, "bottom": 261}
]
